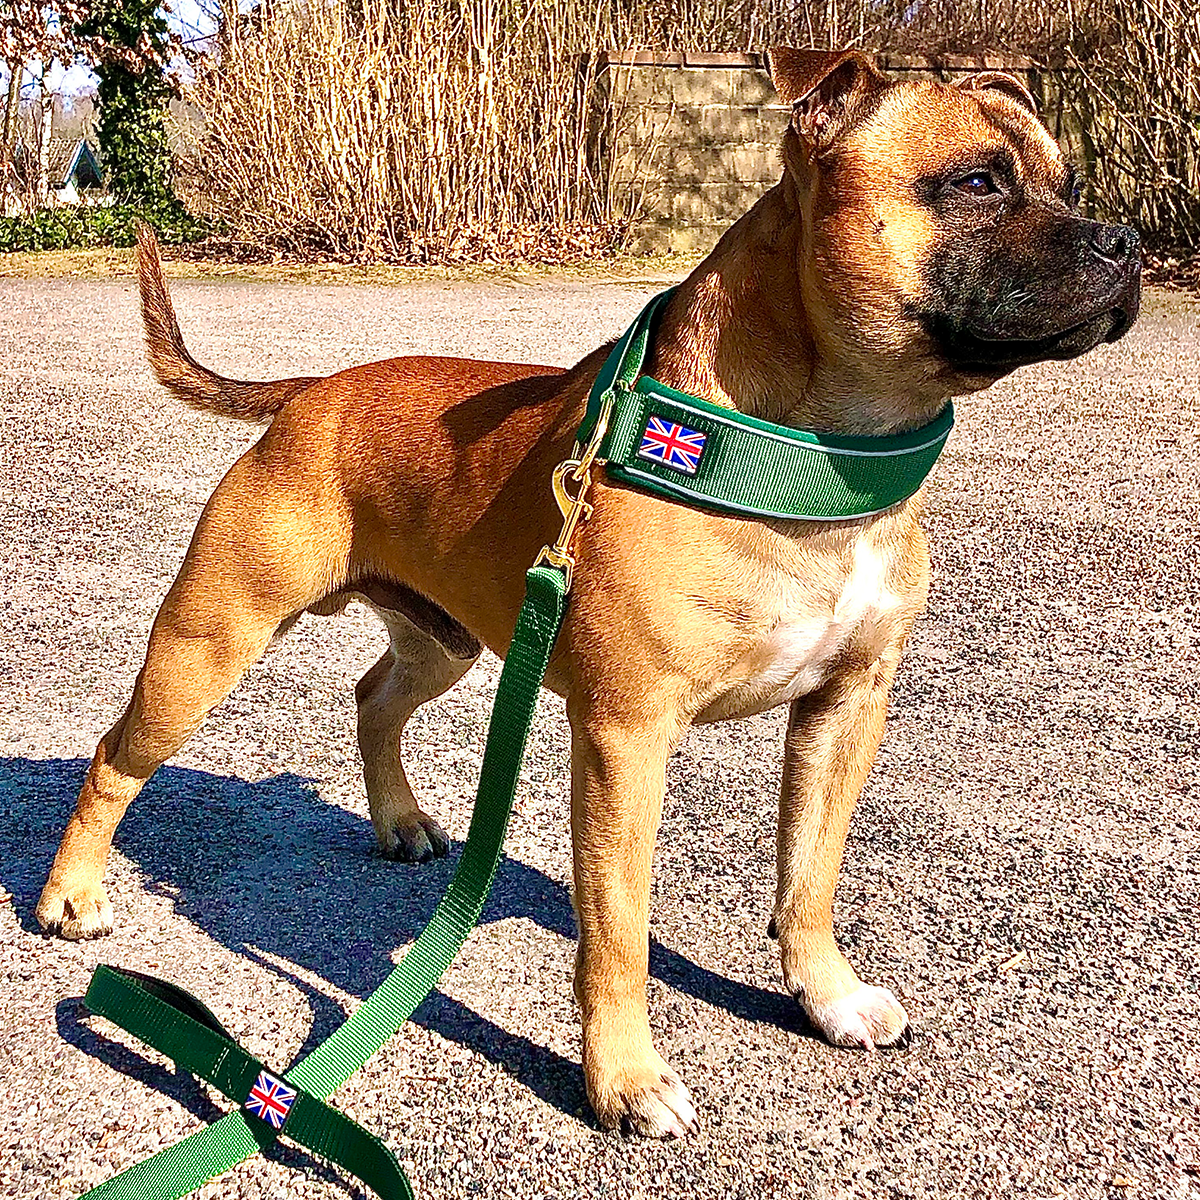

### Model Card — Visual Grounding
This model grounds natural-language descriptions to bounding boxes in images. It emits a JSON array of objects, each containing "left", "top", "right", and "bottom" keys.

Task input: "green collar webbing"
[{"left": 579, "top": 289, "right": 954, "bottom": 522}]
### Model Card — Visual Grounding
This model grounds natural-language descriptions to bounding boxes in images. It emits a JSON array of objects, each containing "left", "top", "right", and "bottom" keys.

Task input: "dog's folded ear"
[
  {"left": 768, "top": 48, "right": 885, "bottom": 150},
  {"left": 957, "top": 70, "right": 1038, "bottom": 115}
]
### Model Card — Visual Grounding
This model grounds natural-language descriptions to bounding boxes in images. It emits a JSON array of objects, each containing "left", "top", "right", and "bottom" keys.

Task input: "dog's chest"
[{"left": 703, "top": 538, "right": 905, "bottom": 720}]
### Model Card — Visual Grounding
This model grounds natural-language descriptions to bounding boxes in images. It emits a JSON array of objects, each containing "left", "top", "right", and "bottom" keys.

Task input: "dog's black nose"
[{"left": 1090, "top": 223, "right": 1140, "bottom": 265}]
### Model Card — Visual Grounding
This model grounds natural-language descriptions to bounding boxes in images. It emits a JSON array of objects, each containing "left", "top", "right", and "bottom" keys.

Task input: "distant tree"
[
  {"left": 3, "top": 58, "right": 23, "bottom": 157},
  {"left": 1, "top": 2, "right": 84, "bottom": 153}
]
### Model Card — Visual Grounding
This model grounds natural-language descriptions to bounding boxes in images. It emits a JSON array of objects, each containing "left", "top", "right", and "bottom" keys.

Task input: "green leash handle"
[
  {"left": 76, "top": 565, "right": 569, "bottom": 1200},
  {"left": 84, "top": 966, "right": 413, "bottom": 1199}
]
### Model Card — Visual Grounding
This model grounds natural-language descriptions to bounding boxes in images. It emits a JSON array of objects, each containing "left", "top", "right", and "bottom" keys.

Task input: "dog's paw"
[
  {"left": 801, "top": 982, "right": 911, "bottom": 1050},
  {"left": 588, "top": 1053, "right": 699, "bottom": 1139},
  {"left": 376, "top": 812, "right": 450, "bottom": 863},
  {"left": 36, "top": 881, "right": 114, "bottom": 940}
]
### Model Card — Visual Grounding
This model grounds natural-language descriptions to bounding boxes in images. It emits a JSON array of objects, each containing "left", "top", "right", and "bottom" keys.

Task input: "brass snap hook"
[{"left": 534, "top": 390, "right": 616, "bottom": 591}]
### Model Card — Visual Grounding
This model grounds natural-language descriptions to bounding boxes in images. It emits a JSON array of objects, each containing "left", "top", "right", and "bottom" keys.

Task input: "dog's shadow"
[{"left": 3, "top": 755, "right": 808, "bottom": 1127}]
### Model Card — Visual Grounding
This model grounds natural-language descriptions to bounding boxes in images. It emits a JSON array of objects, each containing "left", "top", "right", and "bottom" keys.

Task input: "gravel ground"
[{"left": 1, "top": 275, "right": 1197, "bottom": 1200}]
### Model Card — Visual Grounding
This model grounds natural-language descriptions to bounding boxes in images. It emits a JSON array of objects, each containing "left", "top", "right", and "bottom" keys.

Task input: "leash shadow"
[
  {"left": 54, "top": 995, "right": 224, "bottom": 1125},
  {"left": 4, "top": 754, "right": 802, "bottom": 1125}
]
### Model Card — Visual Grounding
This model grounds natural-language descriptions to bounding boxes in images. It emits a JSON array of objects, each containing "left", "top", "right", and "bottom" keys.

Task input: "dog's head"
[{"left": 767, "top": 48, "right": 1141, "bottom": 395}]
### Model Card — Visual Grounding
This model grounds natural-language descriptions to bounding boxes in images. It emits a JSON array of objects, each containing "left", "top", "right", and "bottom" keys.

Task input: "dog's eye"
[
  {"left": 1071, "top": 177, "right": 1083, "bottom": 207},
  {"left": 954, "top": 173, "right": 998, "bottom": 197}
]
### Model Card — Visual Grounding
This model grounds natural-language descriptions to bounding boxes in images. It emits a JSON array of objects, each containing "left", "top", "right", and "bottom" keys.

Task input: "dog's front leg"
[
  {"left": 568, "top": 701, "right": 698, "bottom": 1138},
  {"left": 774, "top": 661, "right": 912, "bottom": 1049}
]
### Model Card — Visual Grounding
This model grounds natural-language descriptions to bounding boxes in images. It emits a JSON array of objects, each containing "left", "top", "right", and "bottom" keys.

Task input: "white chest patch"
[{"left": 706, "top": 538, "right": 905, "bottom": 720}]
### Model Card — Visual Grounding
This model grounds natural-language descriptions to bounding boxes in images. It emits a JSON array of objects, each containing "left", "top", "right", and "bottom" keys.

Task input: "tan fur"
[{"left": 38, "top": 58, "right": 1081, "bottom": 1136}]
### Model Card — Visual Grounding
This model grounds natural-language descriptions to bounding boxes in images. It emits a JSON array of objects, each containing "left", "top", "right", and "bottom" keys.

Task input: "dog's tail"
[{"left": 136, "top": 224, "right": 318, "bottom": 422}]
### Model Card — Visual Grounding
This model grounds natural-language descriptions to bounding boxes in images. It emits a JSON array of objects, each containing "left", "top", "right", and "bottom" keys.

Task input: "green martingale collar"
[{"left": 578, "top": 289, "right": 954, "bottom": 522}]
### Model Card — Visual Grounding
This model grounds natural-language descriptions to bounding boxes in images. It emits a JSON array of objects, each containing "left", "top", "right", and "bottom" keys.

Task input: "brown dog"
[{"left": 37, "top": 49, "right": 1140, "bottom": 1137}]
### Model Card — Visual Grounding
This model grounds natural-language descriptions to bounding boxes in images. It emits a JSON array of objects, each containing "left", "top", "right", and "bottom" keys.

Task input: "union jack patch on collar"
[
  {"left": 244, "top": 1070, "right": 297, "bottom": 1130},
  {"left": 637, "top": 416, "right": 707, "bottom": 475}
]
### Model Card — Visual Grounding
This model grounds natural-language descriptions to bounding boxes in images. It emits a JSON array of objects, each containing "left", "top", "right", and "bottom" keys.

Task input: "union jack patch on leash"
[
  {"left": 244, "top": 1070, "right": 297, "bottom": 1130},
  {"left": 637, "top": 416, "right": 707, "bottom": 475}
]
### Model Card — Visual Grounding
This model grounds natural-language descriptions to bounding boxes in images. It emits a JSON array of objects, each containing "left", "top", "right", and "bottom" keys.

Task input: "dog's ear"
[
  {"left": 958, "top": 70, "right": 1038, "bottom": 115},
  {"left": 768, "top": 48, "right": 885, "bottom": 150}
]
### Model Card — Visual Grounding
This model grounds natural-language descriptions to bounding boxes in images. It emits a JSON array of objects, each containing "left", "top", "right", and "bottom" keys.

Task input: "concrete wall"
[{"left": 608, "top": 51, "right": 1075, "bottom": 254}]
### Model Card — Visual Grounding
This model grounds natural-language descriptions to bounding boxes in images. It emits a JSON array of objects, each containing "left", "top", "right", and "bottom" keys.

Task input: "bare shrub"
[
  {"left": 179, "top": 0, "right": 649, "bottom": 262},
  {"left": 179, "top": 0, "right": 929, "bottom": 262},
  {"left": 1052, "top": 1, "right": 1200, "bottom": 250},
  {"left": 179, "top": 0, "right": 1199, "bottom": 262}
]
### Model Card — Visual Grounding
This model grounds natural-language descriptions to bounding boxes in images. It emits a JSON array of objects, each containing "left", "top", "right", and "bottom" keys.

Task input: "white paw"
[{"left": 802, "top": 983, "right": 911, "bottom": 1050}]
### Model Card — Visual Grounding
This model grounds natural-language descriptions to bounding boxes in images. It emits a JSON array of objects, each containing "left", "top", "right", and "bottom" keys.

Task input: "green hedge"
[{"left": 0, "top": 201, "right": 210, "bottom": 253}]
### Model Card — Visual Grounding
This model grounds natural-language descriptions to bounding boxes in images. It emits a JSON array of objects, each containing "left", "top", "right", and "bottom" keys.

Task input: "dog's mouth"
[{"left": 922, "top": 306, "right": 1134, "bottom": 377}]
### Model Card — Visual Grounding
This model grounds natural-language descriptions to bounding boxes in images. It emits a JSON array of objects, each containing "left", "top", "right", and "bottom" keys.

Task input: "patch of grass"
[{"left": 0, "top": 244, "right": 704, "bottom": 285}]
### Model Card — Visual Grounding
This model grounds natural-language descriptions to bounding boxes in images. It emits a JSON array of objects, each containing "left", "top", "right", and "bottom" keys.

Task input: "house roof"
[{"left": 44, "top": 138, "right": 104, "bottom": 189}]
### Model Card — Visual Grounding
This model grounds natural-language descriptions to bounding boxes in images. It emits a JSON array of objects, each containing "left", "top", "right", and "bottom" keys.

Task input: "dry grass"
[
  {"left": 1052, "top": 1, "right": 1200, "bottom": 250},
  {"left": 178, "top": 0, "right": 641, "bottom": 264},
  {"left": 0, "top": 244, "right": 703, "bottom": 284},
  {"left": 175, "top": 0, "right": 928, "bottom": 264}
]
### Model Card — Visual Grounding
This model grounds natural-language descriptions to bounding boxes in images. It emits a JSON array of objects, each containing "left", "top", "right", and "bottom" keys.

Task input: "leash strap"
[
  {"left": 578, "top": 289, "right": 954, "bottom": 521},
  {"left": 576, "top": 290, "right": 672, "bottom": 444},
  {"left": 77, "top": 565, "right": 568, "bottom": 1200}
]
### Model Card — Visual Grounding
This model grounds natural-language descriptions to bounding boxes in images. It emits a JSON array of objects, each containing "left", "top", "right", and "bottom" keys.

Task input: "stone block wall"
[
  {"left": 608, "top": 52, "right": 787, "bottom": 253},
  {"left": 608, "top": 51, "right": 1073, "bottom": 254}
]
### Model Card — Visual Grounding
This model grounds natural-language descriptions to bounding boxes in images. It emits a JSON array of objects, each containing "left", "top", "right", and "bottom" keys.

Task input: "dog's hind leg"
[
  {"left": 36, "top": 452, "right": 347, "bottom": 939},
  {"left": 355, "top": 603, "right": 480, "bottom": 862}
]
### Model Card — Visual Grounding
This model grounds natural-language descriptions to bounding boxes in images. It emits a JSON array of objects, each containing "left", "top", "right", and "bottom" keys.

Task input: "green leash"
[
  {"left": 70, "top": 287, "right": 954, "bottom": 1199},
  {"left": 82, "top": 967, "right": 416, "bottom": 1199},
  {"left": 77, "top": 565, "right": 567, "bottom": 1200}
]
